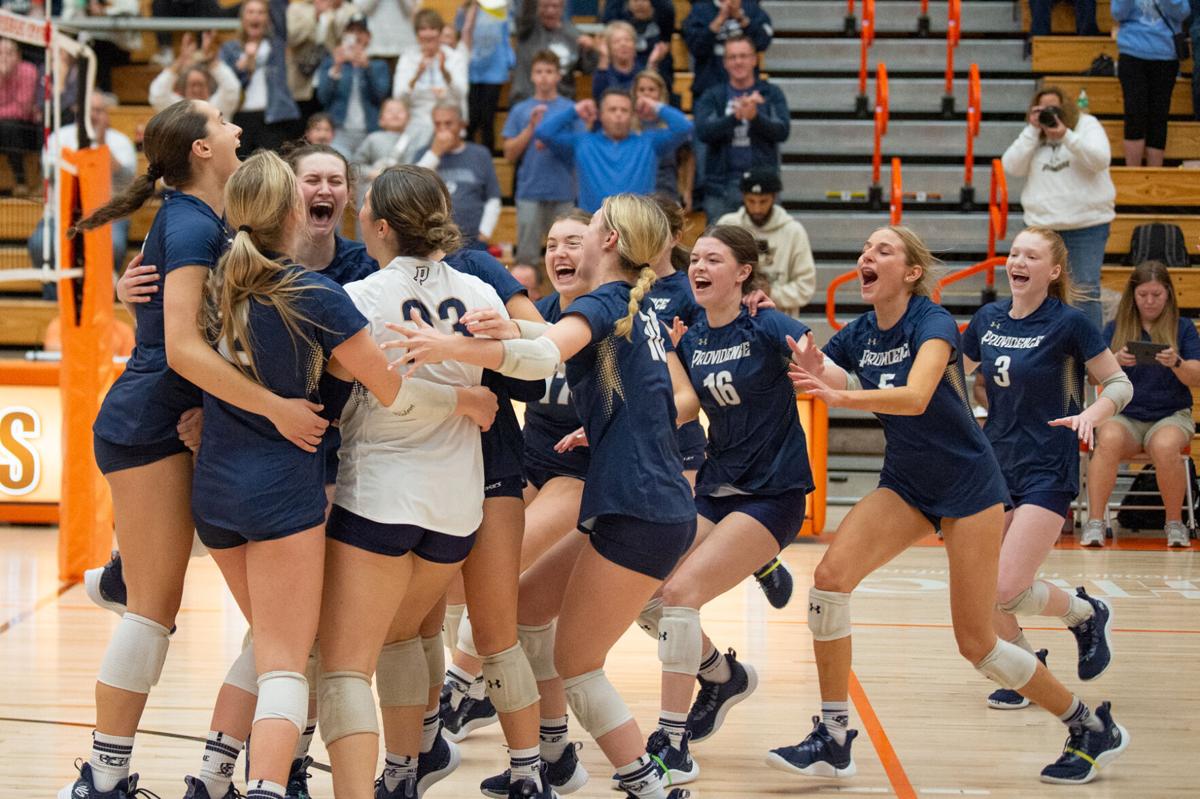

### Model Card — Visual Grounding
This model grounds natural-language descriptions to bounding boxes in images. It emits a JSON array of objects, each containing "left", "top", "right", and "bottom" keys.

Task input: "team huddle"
[{"left": 60, "top": 98, "right": 1134, "bottom": 799}]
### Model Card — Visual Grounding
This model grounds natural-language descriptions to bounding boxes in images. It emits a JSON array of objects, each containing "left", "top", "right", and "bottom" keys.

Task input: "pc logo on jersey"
[{"left": 414, "top": 264, "right": 429, "bottom": 283}]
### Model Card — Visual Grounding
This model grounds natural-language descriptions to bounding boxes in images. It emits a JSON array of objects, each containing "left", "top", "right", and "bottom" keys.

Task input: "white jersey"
[{"left": 337, "top": 256, "right": 508, "bottom": 535}]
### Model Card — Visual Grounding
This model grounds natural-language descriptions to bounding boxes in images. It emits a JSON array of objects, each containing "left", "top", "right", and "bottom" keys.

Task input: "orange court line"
[{"left": 848, "top": 669, "right": 918, "bottom": 799}]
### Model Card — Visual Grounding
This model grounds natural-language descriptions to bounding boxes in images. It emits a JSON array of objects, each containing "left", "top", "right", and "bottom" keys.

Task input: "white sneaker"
[
  {"left": 1165, "top": 521, "right": 1191, "bottom": 548},
  {"left": 1080, "top": 519, "right": 1106, "bottom": 547}
]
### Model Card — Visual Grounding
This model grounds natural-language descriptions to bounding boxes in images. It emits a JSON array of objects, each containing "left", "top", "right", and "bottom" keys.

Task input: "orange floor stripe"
[{"left": 848, "top": 669, "right": 918, "bottom": 799}]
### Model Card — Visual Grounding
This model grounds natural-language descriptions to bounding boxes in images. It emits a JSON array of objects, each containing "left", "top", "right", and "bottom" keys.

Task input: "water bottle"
[{"left": 1077, "top": 89, "right": 1089, "bottom": 112}]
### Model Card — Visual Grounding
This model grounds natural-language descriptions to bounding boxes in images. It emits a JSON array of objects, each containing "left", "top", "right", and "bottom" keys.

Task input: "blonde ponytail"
[
  {"left": 599, "top": 193, "right": 670, "bottom": 340},
  {"left": 615, "top": 265, "right": 658, "bottom": 340}
]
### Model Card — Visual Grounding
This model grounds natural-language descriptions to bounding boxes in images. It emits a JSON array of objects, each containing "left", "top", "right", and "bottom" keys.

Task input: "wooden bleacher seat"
[
  {"left": 1108, "top": 214, "right": 1200, "bottom": 254},
  {"left": 494, "top": 157, "right": 514, "bottom": 198},
  {"left": 111, "top": 64, "right": 161, "bottom": 106},
  {"left": 0, "top": 298, "right": 133, "bottom": 348},
  {"left": 1021, "top": 0, "right": 1113, "bottom": 34},
  {"left": 1111, "top": 166, "right": 1200, "bottom": 207},
  {"left": 674, "top": 72, "right": 694, "bottom": 112},
  {"left": 1041, "top": 76, "right": 1193, "bottom": 117},
  {"left": 107, "top": 105, "right": 155, "bottom": 142},
  {"left": 1101, "top": 120, "right": 1200, "bottom": 161},
  {"left": 1033, "top": 35, "right": 1194, "bottom": 75},
  {"left": 1101, "top": 266, "right": 1200, "bottom": 308}
]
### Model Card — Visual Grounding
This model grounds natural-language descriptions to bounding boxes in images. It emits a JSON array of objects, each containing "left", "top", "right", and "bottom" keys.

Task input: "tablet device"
[{"left": 1126, "top": 339, "right": 1169, "bottom": 366}]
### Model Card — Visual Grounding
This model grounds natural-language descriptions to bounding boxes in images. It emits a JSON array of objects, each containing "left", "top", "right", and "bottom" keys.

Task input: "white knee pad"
[
  {"left": 658, "top": 606, "right": 702, "bottom": 676},
  {"left": 563, "top": 670, "right": 633, "bottom": 739},
  {"left": 456, "top": 613, "right": 480, "bottom": 659},
  {"left": 97, "top": 613, "right": 171, "bottom": 694},
  {"left": 975, "top": 638, "right": 1038, "bottom": 690},
  {"left": 482, "top": 643, "right": 540, "bottom": 714},
  {"left": 808, "top": 588, "right": 852, "bottom": 642},
  {"left": 443, "top": 603, "right": 466, "bottom": 652},
  {"left": 636, "top": 597, "right": 664, "bottom": 640},
  {"left": 517, "top": 622, "right": 558, "bottom": 682},
  {"left": 421, "top": 635, "right": 444, "bottom": 691},
  {"left": 997, "top": 581, "right": 1051, "bottom": 617},
  {"left": 254, "top": 671, "right": 308, "bottom": 733},
  {"left": 318, "top": 671, "right": 378, "bottom": 745},
  {"left": 376, "top": 638, "right": 430, "bottom": 708},
  {"left": 224, "top": 642, "right": 259, "bottom": 695}
]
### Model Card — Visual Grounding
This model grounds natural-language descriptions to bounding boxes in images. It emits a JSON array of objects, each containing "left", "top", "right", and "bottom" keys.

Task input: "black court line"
[
  {"left": 0, "top": 581, "right": 76, "bottom": 636},
  {"left": 0, "top": 717, "right": 332, "bottom": 773}
]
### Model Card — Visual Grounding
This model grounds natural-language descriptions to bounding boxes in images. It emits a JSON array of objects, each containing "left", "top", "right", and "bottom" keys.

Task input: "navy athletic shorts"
[
  {"left": 695, "top": 487, "right": 808, "bottom": 549},
  {"left": 327, "top": 505, "right": 476, "bottom": 563}
]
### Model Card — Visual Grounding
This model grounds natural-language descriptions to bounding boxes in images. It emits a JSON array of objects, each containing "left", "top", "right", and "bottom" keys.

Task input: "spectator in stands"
[
  {"left": 512, "top": 0, "right": 598, "bottom": 103},
  {"left": 591, "top": 20, "right": 643, "bottom": 98},
  {"left": 511, "top": 262, "right": 543, "bottom": 300},
  {"left": 716, "top": 165, "right": 815, "bottom": 317},
  {"left": 536, "top": 88, "right": 693, "bottom": 211},
  {"left": 149, "top": 0, "right": 225, "bottom": 66},
  {"left": 683, "top": 0, "right": 773, "bottom": 99},
  {"left": 305, "top": 112, "right": 336, "bottom": 144},
  {"left": 317, "top": 13, "right": 391, "bottom": 158},
  {"left": 1193, "top": 1, "right": 1200, "bottom": 122},
  {"left": 288, "top": 0, "right": 364, "bottom": 120},
  {"left": 457, "top": 0, "right": 515, "bottom": 152},
  {"left": 221, "top": 0, "right": 302, "bottom": 153},
  {"left": 360, "top": 0, "right": 418, "bottom": 60},
  {"left": 1028, "top": 0, "right": 1099, "bottom": 38},
  {"left": 634, "top": 69, "right": 694, "bottom": 209},
  {"left": 603, "top": 0, "right": 675, "bottom": 89},
  {"left": 1001, "top": 86, "right": 1114, "bottom": 329},
  {"left": 354, "top": 97, "right": 422, "bottom": 182},
  {"left": 694, "top": 35, "right": 790, "bottom": 221},
  {"left": 1113, "top": 0, "right": 1189, "bottom": 166},
  {"left": 504, "top": 49, "right": 580, "bottom": 264},
  {"left": 1083, "top": 261, "right": 1200, "bottom": 548},
  {"left": 417, "top": 100, "right": 502, "bottom": 250},
  {"left": 62, "top": 0, "right": 138, "bottom": 92},
  {"left": 0, "top": 37, "right": 40, "bottom": 198},
  {"left": 393, "top": 9, "right": 469, "bottom": 155},
  {"left": 148, "top": 32, "right": 241, "bottom": 120},
  {"left": 28, "top": 92, "right": 135, "bottom": 293}
]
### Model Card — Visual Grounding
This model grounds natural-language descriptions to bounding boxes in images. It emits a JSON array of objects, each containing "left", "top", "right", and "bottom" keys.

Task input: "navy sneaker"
[
  {"left": 687, "top": 649, "right": 758, "bottom": 743},
  {"left": 987, "top": 649, "right": 1049, "bottom": 709},
  {"left": 753, "top": 558, "right": 793, "bottom": 609},
  {"left": 612, "top": 756, "right": 689, "bottom": 798},
  {"left": 1040, "top": 702, "right": 1129, "bottom": 784},
  {"left": 481, "top": 743, "right": 588, "bottom": 798},
  {"left": 503, "top": 763, "right": 559, "bottom": 798},
  {"left": 182, "top": 776, "right": 241, "bottom": 799},
  {"left": 416, "top": 725, "right": 460, "bottom": 796},
  {"left": 621, "top": 790, "right": 688, "bottom": 799},
  {"left": 1068, "top": 587, "right": 1113, "bottom": 681},
  {"left": 59, "top": 763, "right": 155, "bottom": 799},
  {"left": 608, "top": 730, "right": 699, "bottom": 790},
  {"left": 285, "top": 756, "right": 312, "bottom": 799},
  {"left": 84, "top": 551, "right": 127, "bottom": 616},
  {"left": 442, "top": 694, "right": 498, "bottom": 743},
  {"left": 373, "top": 773, "right": 416, "bottom": 799},
  {"left": 438, "top": 681, "right": 453, "bottom": 721},
  {"left": 766, "top": 716, "right": 858, "bottom": 778}
]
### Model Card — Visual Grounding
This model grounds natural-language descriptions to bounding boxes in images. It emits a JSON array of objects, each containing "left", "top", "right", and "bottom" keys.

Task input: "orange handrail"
[
  {"left": 963, "top": 63, "right": 981, "bottom": 188},
  {"left": 932, "top": 256, "right": 1007, "bottom": 330},
  {"left": 944, "top": 0, "right": 961, "bottom": 97},
  {"left": 871, "top": 62, "right": 889, "bottom": 187},
  {"left": 988, "top": 157, "right": 1008, "bottom": 262},
  {"left": 858, "top": 0, "right": 875, "bottom": 99},
  {"left": 825, "top": 268, "right": 861, "bottom": 331},
  {"left": 890, "top": 157, "right": 903, "bottom": 224}
]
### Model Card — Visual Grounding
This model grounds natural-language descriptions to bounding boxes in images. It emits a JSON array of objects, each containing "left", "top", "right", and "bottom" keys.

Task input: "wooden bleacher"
[
  {"left": 1100, "top": 120, "right": 1200, "bottom": 161},
  {"left": 1108, "top": 214, "right": 1200, "bottom": 254},
  {"left": 1021, "top": 0, "right": 1114, "bottom": 33},
  {"left": 1040, "top": 75, "right": 1194, "bottom": 117},
  {"left": 1101, "top": 267, "right": 1200, "bottom": 309},
  {"left": 1033, "top": 35, "right": 1193, "bottom": 75},
  {"left": 1111, "top": 166, "right": 1200, "bottom": 206}
]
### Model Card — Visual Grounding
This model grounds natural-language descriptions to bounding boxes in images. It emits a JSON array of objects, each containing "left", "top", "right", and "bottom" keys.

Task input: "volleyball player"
[
  {"left": 776, "top": 226, "right": 1129, "bottom": 785},
  {"left": 59, "top": 100, "right": 332, "bottom": 799},
  {"left": 388, "top": 194, "right": 697, "bottom": 799},
  {"left": 962, "top": 227, "right": 1125, "bottom": 710}
]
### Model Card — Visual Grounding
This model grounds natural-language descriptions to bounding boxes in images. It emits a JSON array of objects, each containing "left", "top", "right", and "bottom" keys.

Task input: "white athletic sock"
[
  {"left": 90, "top": 731, "right": 134, "bottom": 792},
  {"left": 467, "top": 674, "right": 487, "bottom": 701},
  {"left": 697, "top": 645, "right": 730, "bottom": 684},
  {"left": 382, "top": 753, "right": 416, "bottom": 793},
  {"left": 1059, "top": 697, "right": 1103, "bottom": 732},
  {"left": 420, "top": 709, "right": 441, "bottom": 754},
  {"left": 1008, "top": 630, "right": 1035, "bottom": 654},
  {"left": 293, "top": 720, "right": 316, "bottom": 760},
  {"left": 198, "top": 731, "right": 243, "bottom": 798},
  {"left": 822, "top": 701, "right": 850, "bottom": 745},
  {"left": 615, "top": 754, "right": 666, "bottom": 799},
  {"left": 446, "top": 664, "right": 474, "bottom": 709},
  {"left": 1061, "top": 593, "right": 1095, "bottom": 628},
  {"left": 657, "top": 710, "right": 688, "bottom": 749},
  {"left": 509, "top": 745, "right": 543, "bottom": 788},
  {"left": 539, "top": 715, "right": 569, "bottom": 763},
  {"left": 246, "top": 779, "right": 286, "bottom": 799}
]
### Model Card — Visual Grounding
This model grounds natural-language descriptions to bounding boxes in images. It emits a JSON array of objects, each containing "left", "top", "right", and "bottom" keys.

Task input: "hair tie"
[
  {"left": 146, "top": 164, "right": 163, "bottom": 181},
  {"left": 238, "top": 225, "right": 253, "bottom": 234}
]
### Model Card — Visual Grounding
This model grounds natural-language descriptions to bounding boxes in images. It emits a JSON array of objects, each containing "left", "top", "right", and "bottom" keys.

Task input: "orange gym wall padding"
[
  {"left": 797, "top": 395, "right": 828, "bottom": 535},
  {"left": 57, "top": 146, "right": 118, "bottom": 583}
]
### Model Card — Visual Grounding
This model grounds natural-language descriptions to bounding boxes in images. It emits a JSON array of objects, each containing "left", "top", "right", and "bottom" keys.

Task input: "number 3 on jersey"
[
  {"left": 401, "top": 297, "right": 470, "bottom": 335},
  {"left": 702, "top": 370, "right": 741, "bottom": 406},
  {"left": 992, "top": 355, "right": 1011, "bottom": 387}
]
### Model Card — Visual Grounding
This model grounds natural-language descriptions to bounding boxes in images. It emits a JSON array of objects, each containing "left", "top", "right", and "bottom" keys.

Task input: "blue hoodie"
[{"left": 1112, "top": 0, "right": 1190, "bottom": 60}]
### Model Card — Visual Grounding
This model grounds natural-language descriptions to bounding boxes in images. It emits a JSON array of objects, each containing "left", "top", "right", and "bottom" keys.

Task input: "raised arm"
[{"left": 792, "top": 338, "right": 952, "bottom": 415}]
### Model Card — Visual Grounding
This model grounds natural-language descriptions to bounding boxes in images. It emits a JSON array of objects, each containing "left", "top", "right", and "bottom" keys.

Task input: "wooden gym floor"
[{"left": 1, "top": 522, "right": 1197, "bottom": 798}]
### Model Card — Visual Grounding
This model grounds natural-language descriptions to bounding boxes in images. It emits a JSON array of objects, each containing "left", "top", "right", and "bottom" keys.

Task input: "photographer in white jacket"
[{"left": 1002, "top": 85, "right": 1115, "bottom": 330}]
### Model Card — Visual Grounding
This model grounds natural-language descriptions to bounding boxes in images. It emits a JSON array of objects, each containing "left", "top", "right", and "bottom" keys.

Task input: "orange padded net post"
[
  {"left": 57, "top": 145, "right": 117, "bottom": 582},
  {"left": 796, "top": 396, "right": 829, "bottom": 535}
]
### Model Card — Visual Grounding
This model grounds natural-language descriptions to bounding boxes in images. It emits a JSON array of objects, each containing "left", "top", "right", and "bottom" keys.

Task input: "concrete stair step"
[
  {"left": 783, "top": 119, "right": 1026, "bottom": 157},
  {"left": 766, "top": 38, "right": 1027, "bottom": 73},
  {"left": 782, "top": 162, "right": 1025, "bottom": 203},
  {"left": 789, "top": 210, "right": 1018, "bottom": 254},
  {"left": 776, "top": 76, "right": 1036, "bottom": 115},
  {"left": 763, "top": 0, "right": 1023, "bottom": 34}
]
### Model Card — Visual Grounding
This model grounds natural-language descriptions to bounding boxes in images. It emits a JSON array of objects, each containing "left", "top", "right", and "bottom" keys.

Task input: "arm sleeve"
[
  {"left": 1062, "top": 115, "right": 1112, "bottom": 173},
  {"left": 501, "top": 101, "right": 526, "bottom": 138},
  {"left": 694, "top": 88, "right": 736, "bottom": 144},
  {"left": 316, "top": 55, "right": 337, "bottom": 106},
  {"left": 1075, "top": 310, "right": 1109, "bottom": 361},
  {"left": 1110, "top": 0, "right": 1135, "bottom": 20},
  {"left": 563, "top": 294, "right": 610, "bottom": 347},
  {"left": 769, "top": 224, "right": 816, "bottom": 310},
  {"left": 762, "top": 311, "right": 811, "bottom": 357},
  {"left": 210, "top": 61, "right": 243, "bottom": 119},
  {"left": 682, "top": 6, "right": 716, "bottom": 59},
  {"left": 748, "top": 84, "right": 791, "bottom": 143},
  {"left": 1179, "top": 318, "right": 1200, "bottom": 359},
  {"left": 535, "top": 104, "right": 581, "bottom": 161},
  {"left": 745, "top": 5, "right": 775, "bottom": 50},
  {"left": 479, "top": 197, "right": 502, "bottom": 238},
  {"left": 1000, "top": 125, "right": 1041, "bottom": 178},
  {"left": 822, "top": 326, "right": 855, "bottom": 372},
  {"left": 220, "top": 41, "right": 251, "bottom": 86},
  {"left": 148, "top": 68, "right": 178, "bottom": 111},
  {"left": 415, "top": 149, "right": 440, "bottom": 169},
  {"left": 392, "top": 54, "right": 416, "bottom": 99},
  {"left": 913, "top": 304, "right": 961, "bottom": 358},
  {"left": 110, "top": 133, "right": 138, "bottom": 176},
  {"left": 648, "top": 104, "right": 694, "bottom": 155},
  {"left": 368, "top": 61, "right": 392, "bottom": 103},
  {"left": 162, "top": 215, "right": 224, "bottom": 273},
  {"left": 313, "top": 278, "right": 371, "bottom": 353}
]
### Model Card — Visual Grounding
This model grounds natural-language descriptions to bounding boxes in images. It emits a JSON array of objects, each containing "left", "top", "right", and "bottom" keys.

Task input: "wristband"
[{"left": 387, "top": 377, "right": 458, "bottom": 423}]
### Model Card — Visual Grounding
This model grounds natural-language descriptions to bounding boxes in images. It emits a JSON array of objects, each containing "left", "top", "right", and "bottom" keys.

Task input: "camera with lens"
[{"left": 1037, "top": 106, "right": 1062, "bottom": 128}]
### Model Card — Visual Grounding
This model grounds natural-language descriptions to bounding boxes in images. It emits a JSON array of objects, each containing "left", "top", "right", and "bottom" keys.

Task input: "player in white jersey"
[{"left": 314, "top": 165, "right": 500, "bottom": 799}]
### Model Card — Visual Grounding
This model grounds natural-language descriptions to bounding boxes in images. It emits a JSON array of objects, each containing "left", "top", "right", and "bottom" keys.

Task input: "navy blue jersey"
[
  {"left": 647, "top": 270, "right": 707, "bottom": 463},
  {"left": 565, "top": 281, "right": 694, "bottom": 525},
  {"left": 193, "top": 267, "right": 367, "bottom": 535},
  {"left": 680, "top": 308, "right": 815, "bottom": 497},
  {"left": 94, "top": 191, "right": 228, "bottom": 446},
  {"left": 964, "top": 298, "right": 1107, "bottom": 496},
  {"left": 1104, "top": 317, "right": 1200, "bottom": 421},
  {"left": 445, "top": 249, "right": 538, "bottom": 483},
  {"left": 523, "top": 292, "right": 590, "bottom": 479},
  {"left": 824, "top": 295, "right": 1009, "bottom": 519}
]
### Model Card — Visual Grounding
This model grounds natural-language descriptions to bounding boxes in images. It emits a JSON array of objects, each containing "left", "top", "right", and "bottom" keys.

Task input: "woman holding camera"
[
  {"left": 1002, "top": 86, "right": 1114, "bottom": 331},
  {"left": 1083, "top": 261, "right": 1200, "bottom": 548},
  {"left": 1112, "top": 0, "right": 1190, "bottom": 167}
]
